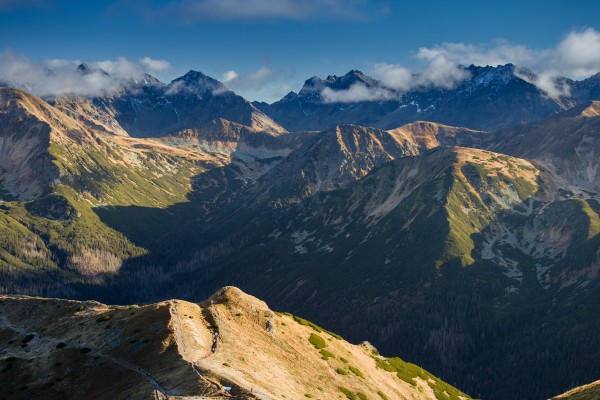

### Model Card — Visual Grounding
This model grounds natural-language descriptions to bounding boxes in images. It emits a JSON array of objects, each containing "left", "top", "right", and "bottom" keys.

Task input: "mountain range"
[
  {"left": 255, "top": 64, "right": 600, "bottom": 132},
  {"left": 1, "top": 63, "right": 600, "bottom": 400}
]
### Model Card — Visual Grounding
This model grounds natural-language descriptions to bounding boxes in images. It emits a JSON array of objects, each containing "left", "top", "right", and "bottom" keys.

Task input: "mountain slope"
[
  {"left": 0, "top": 287, "right": 471, "bottom": 400},
  {"left": 0, "top": 87, "right": 230, "bottom": 293},
  {"left": 489, "top": 101, "right": 600, "bottom": 193},
  {"left": 0, "top": 87, "right": 72, "bottom": 200}
]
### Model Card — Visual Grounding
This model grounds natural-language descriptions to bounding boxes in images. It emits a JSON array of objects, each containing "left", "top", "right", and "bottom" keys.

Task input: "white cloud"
[
  {"left": 324, "top": 28, "right": 600, "bottom": 102},
  {"left": 138, "top": 0, "right": 373, "bottom": 22},
  {"left": 140, "top": 57, "right": 171, "bottom": 72},
  {"left": 321, "top": 83, "right": 395, "bottom": 103},
  {"left": 323, "top": 57, "right": 470, "bottom": 103},
  {"left": 415, "top": 41, "right": 539, "bottom": 70},
  {"left": 0, "top": 50, "right": 170, "bottom": 97},
  {"left": 371, "top": 63, "right": 412, "bottom": 91},
  {"left": 220, "top": 65, "right": 275, "bottom": 90},
  {"left": 217, "top": 66, "right": 292, "bottom": 102},
  {"left": 415, "top": 54, "right": 471, "bottom": 89},
  {"left": 413, "top": 28, "right": 600, "bottom": 97},
  {"left": 221, "top": 70, "right": 239, "bottom": 83},
  {"left": 555, "top": 28, "right": 600, "bottom": 79}
]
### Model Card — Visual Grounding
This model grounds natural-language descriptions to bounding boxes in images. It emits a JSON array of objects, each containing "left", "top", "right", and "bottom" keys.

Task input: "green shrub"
[
  {"left": 340, "top": 357, "right": 349, "bottom": 363},
  {"left": 374, "top": 356, "right": 468, "bottom": 400},
  {"left": 377, "top": 391, "right": 389, "bottom": 400},
  {"left": 319, "top": 349, "right": 335, "bottom": 360},
  {"left": 336, "top": 368, "right": 349, "bottom": 375},
  {"left": 292, "top": 315, "right": 343, "bottom": 339},
  {"left": 338, "top": 387, "right": 356, "bottom": 400},
  {"left": 304, "top": 394, "right": 313, "bottom": 398},
  {"left": 349, "top": 366, "right": 364, "bottom": 378},
  {"left": 357, "top": 393, "right": 368, "bottom": 400},
  {"left": 308, "top": 333, "right": 327, "bottom": 349}
]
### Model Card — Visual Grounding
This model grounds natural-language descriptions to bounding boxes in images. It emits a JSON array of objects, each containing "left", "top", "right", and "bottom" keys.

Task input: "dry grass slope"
[
  {"left": 0, "top": 287, "right": 471, "bottom": 400},
  {"left": 550, "top": 380, "right": 600, "bottom": 400}
]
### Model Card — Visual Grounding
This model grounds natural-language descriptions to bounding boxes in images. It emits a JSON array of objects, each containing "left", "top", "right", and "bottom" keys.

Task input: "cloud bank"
[
  {"left": 321, "top": 84, "right": 395, "bottom": 103},
  {"left": 132, "top": 0, "right": 376, "bottom": 22},
  {"left": 220, "top": 66, "right": 274, "bottom": 90},
  {"left": 0, "top": 50, "right": 171, "bottom": 97},
  {"left": 324, "top": 28, "right": 600, "bottom": 102}
]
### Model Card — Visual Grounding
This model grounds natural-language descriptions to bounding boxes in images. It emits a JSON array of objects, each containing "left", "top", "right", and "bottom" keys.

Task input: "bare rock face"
[{"left": 0, "top": 288, "right": 471, "bottom": 400}]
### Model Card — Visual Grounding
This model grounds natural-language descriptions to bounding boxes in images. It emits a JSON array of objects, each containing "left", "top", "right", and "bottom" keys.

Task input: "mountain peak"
[
  {"left": 298, "top": 75, "right": 325, "bottom": 94},
  {"left": 170, "top": 70, "right": 227, "bottom": 94},
  {"left": 76, "top": 63, "right": 109, "bottom": 77},
  {"left": 298, "top": 70, "right": 379, "bottom": 99},
  {"left": 181, "top": 69, "right": 209, "bottom": 80},
  {"left": 462, "top": 63, "right": 517, "bottom": 88},
  {"left": 140, "top": 73, "right": 163, "bottom": 86},
  {"left": 77, "top": 63, "right": 91, "bottom": 72},
  {"left": 331, "top": 69, "right": 378, "bottom": 90},
  {"left": 205, "top": 286, "right": 271, "bottom": 315}
]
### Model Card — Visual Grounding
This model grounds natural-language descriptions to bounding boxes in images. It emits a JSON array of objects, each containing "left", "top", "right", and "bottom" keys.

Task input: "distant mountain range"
[
  {"left": 255, "top": 64, "right": 600, "bottom": 132},
  {"left": 14, "top": 61, "right": 600, "bottom": 136},
  {"left": 1, "top": 63, "right": 600, "bottom": 400}
]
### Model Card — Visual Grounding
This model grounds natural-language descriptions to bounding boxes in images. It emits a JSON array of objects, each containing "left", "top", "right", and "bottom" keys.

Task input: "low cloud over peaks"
[
  {"left": 140, "top": 57, "right": 171, "bottom": 72},
  {"left": 413, "top": 28, "right": 600, "bottom": 97},
  {"left": 322, "top": 57, "right": 472, "bottom": 104},
  {"left": 220, "top": 66, "right": 274, "bottom": 90},
  {"left": 0, "top": 50, "right": 171, "bottom": 97},
  {"left": 321, "top": 84, "right": 395, "bottom": 103},
  {"left": 322, "top": 28, "right": 600, "bottom": 102}
]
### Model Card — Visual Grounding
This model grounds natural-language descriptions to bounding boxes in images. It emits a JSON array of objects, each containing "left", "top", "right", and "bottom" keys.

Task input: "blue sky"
[{"left": 1, "top": 0, "right": 600, "bottom": 102}]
